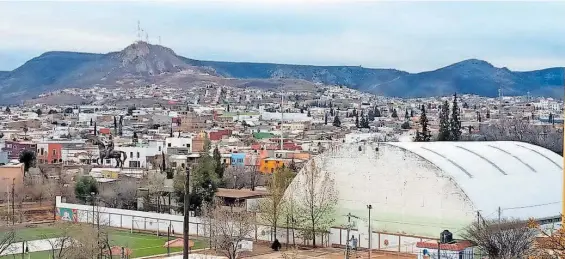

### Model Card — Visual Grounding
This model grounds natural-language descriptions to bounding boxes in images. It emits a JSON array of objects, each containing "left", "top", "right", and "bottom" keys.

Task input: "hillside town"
[{"left": 0, "top": 82, "right": 563, "bottom": 258}]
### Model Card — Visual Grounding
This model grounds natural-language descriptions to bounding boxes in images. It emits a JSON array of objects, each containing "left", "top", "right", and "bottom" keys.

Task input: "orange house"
[{"left": 259, "top": 158, "right": 294, "bottom": 174}]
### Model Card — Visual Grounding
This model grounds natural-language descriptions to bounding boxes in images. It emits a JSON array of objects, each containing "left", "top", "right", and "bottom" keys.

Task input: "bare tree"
[
  {"left": 142, "top": 171, "right": 167, "bottom": 212},
  {"left": 23, "top": 176, "right": 56, "bottom": 206},
  {"left": 293, "top": 159, "right": 338, "bottom": 247},
  {"left": 527, "top": 218, "right": 565, "bottom": 258},
  {"left": 84, "top": 150, "right": 98, "bottom": 165},
  {"left": 224, "top": 165, "right": 264, "bottom": 191},
  {"left": 224, "top": 166, "right": 247, "bottom": 189},
  {"left": 462, "top": 218, "right": 537, "bottom": 259},
  {"left": 258, "top": 166, "right": 295, "bottom": 241},
  {"left": 99, "top": 178, "right": 138, "bottom": 209},
  {"left": 469, "top": 119, "right": 563, "bottom": 154},
  {"left": 203, "top": 200, "right": 256, "bottom": 259},
  {"left": 42, "top": 222, "right": 77, "bottom": 259},
  {"left": 0, "top": 227, "right": 16, "bottom": 256},
  {"left": 283, "top": 196, "right": 299, "bottom": 247}
]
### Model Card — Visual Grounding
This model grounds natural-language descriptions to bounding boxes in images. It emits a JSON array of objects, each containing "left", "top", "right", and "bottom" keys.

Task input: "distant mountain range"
[{"left": 0, "top": 41, "right": 562, "bottom": 104}]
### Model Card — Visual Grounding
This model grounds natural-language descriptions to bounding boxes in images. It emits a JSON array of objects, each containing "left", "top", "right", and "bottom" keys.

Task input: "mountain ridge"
[{"left": 0, "top": 41, "right": 562, "bottom": 104}]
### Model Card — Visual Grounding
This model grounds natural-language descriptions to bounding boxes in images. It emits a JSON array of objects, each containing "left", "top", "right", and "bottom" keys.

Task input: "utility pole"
[
  {"left": 11, "top": 178, "right": 15, "bottom": 225},
  {"left": 344, "top": 213, "right": 359, "bottom": 259},
  {"left": 167, "top": 224, "right": 171, "bottom": 256},
  {"left": 498, "top": 206, "right": 502, "bottom": 223},
  {"left": 183, "top": 165, "right": 190, "bottom": 259},
  {"left": 562, "top": 67, "right": 565, "bottom": 226},
  {"left": 367, "top": 205, "right": 372, "bottom": 259},
  {"left": 280, "top": 94, "right": 284, "bottom": 150}
]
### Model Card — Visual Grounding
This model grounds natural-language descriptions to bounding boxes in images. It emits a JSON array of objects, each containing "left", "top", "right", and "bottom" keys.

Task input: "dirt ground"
[
  {"left": 189, "top": 241, "right": 416, "bottom": 259},
  {"left": 245, "top": 248, "right": 417, "bottom": 259}
]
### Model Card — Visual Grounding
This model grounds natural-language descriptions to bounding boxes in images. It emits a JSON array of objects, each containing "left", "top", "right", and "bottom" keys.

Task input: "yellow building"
[{"left": 259, "top": 158, "right": 294, "bottom": 174}]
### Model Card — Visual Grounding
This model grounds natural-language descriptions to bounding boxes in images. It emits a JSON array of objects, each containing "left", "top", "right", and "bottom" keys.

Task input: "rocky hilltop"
[{"left": 0, "top": 41, "right": 562, "bottom": 103}]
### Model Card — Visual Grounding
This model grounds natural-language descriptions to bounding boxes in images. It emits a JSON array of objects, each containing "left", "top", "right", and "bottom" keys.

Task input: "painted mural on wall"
[{"left": 57, "top": 208, "right": 78, "bottom": 222}]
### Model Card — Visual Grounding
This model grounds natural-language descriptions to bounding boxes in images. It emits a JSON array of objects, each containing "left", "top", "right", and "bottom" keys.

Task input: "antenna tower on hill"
[{"left": 137, "top": 21, "right": 142, "bottom": 42}]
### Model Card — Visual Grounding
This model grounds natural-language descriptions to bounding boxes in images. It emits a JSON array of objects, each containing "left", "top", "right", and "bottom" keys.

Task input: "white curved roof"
[{"left": 387, "top": 141, "right": 563, "bottom": 220}]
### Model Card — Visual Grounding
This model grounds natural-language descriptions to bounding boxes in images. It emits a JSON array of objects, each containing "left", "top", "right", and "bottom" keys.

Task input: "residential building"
[
  {"left": 2, "top": 141, "right": 36, "bottom": 160},
  {"left": 0, "top": 163, "right": 24, "bottom": 202}
]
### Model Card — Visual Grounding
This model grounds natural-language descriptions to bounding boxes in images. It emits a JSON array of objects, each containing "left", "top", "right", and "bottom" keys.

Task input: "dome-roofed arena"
[{"left": 285, "top": 141, "right": 563, "bottom": 238}]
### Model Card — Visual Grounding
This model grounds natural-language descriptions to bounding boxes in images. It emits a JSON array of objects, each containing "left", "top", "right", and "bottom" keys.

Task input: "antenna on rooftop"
[
  {"left": 136, "top": 21, "right": 141, "bottom": 42},
  {"left": 145, "top": 31, "right": 149, "bottom": 43},
  {"left": 498, "top": 87, "right": 503, "bottom": 106},
  {"left": 158, "top": 36, "right": 161, "bottom": 45},
  {"left": 280, "top": 94, "right": 284, "bottom": 151}
]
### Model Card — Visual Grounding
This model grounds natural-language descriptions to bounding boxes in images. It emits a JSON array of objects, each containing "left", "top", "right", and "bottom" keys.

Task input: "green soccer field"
[{"left": 2, "top": 224, "right": 207, "bottom": 258}]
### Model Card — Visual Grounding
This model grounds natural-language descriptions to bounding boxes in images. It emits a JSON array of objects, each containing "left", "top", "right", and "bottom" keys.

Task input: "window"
[
  {"left": 168, "top": 143, "right": 171, "bottom": 147},
  {"left": 238, "top": 159, "right": 243, "bottom": 163},
  {"left": 52, "top": 149, "right": 57, "bottom": 156},
  {"left": 172, "top": 162, "right": 177, "bottom": 168},
  {"left": 158, "top": 146, "right": 161, "bottom": 151},
  {"left": 40, "top": 148, "right": 44, "bottom": 155},
  {"left": 130, "top": 152, "right": 133, "bottom": 158},
  {"left": 137, "top": 152, "right": 140, "bottom": 158},
  {"left": 129, "top": 161, "right": 140, "bottom": 168},
  {"left": 187, "top": 144, "right": 191, "bottom": 148},
  {"left": 105, "top": 159, "right": 111, "bottom": 164}
]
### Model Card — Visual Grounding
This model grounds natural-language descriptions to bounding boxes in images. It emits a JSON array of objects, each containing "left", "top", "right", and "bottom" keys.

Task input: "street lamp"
[
  {"left": 208, "top": 183, "right": 213, "bottom": 250},
  {"left": 183, "top": 165, "right": 190, "bottom": 259},
  {"left": 367, "top": 205, "right": 372, "bottom": 259},
  {"left": 90, "top": 192, "right": 96, "bottom": 225}
]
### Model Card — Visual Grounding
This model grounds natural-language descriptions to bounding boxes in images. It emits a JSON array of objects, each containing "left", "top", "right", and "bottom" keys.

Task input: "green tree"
[
  {"left": 416, "top": 106, "right": 431, "bottom": 141},
  {"left": 355, "top": 113, "right": 359, "bottom": 128},
  {"left": 450, "top": 93, "right": 462, "bottom": 141},
  {"left": 437, "top": 100, "right": 451, "bottom": 141},
  {"left": 192, "top": 146, "right": 219, "bottom": 205},
  {"left": 4, "top": 106, "right": 10, "bottom": 114},
  {"left": 161, "top": 151, "right": 167, "bottom": 172},
  {"left": 410, "top": 109, "right": 415, "bottom": 117},
  {"left": 19, "top": 150, "right": 36, "bottom": 174},
  {"left": 307, "top": 110, "right": 311, "bottom": 117},
  {"left": 401, "top": 121, "right": 410, "bottom": 129},
  {"left": 35, "top": 109, "right": 42, "bottom": 116},
  {"left": 48, "top": 109, "right": 58, "bottom": 114},
  {"left": 375, "top": 107, "right": 381, "bottom": 117},
  {"left": 295, "top": 160, "right": 337, "bottom": 247},
  {"left": 404, "top": 109, "right": 409, "bottom": 120},
  {"left": 368, "top": 110, "right": 375, "bottom": 121},
  {"left": 213, "top": 146, "right": 225, "bottom": 181},
  {"left": 113, "top": 117, "right": 118, "bottom": 135},
  {"left": 486, "top": 109, "right": 491, "bottom": 119},
  {"left": 258, "top": 166, "right": 296, "bottom": 240},
  {"left": 332, "top": 114, "right": 341, "bottom": 127},
  {"left": 75, "top": 176, "right": 99, "bottom": 203},
  {"left": 391, "top": 108, "right": 398, "bottom": 118}
]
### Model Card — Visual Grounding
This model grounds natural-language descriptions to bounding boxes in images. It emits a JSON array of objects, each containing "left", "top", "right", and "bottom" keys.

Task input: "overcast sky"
[{"left": 1, "top": 1, "right": 564, "bottom": 72}]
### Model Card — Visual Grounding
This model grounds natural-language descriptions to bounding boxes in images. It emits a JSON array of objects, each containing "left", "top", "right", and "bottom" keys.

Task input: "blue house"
[{"left": 231, "top": 153, "right": 246, "bottom": 166}]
